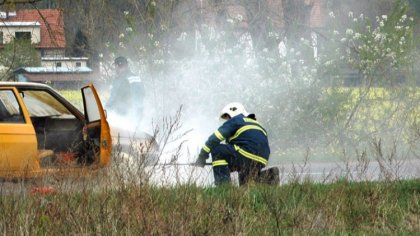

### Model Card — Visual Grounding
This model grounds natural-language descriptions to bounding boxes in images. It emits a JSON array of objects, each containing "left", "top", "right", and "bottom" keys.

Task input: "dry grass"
[
  {"left": 0, "top": 177, "right": 418, "bottom": 235},
  {"left": 0, "top": 108, "right": 419, "bottom": 235}
]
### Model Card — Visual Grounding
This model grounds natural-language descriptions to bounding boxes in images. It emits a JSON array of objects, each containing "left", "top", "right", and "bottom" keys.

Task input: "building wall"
[
  {"left": 41, "top": 60, "right": 87, "bottom": 68},
  {"left": 0, "top": 25, "right": 41, "bottom": 44}
]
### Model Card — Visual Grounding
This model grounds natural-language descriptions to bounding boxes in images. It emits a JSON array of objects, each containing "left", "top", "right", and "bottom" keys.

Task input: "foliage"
[
  {"left": 44, "top": 1, "right": 419, "bottom": 163},
  {"left": 0, "top": 39, "right": 41, "bottom": 81},
  {"left": 321, "top": 0, "right": 417, "bottom": 86},
  {"left": 5, "top": 0, "right": 413, "bottom": 163},
  {"left": 296, "top": 1, "right": 420, "bottom": 161},
  {"left": 70, "top": 29, "right": 90, "bottom": 57}
]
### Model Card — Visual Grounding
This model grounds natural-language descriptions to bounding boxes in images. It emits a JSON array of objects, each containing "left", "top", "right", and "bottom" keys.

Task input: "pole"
[{"left": 153, "top": 162, "right": 212, "bottom": 166}]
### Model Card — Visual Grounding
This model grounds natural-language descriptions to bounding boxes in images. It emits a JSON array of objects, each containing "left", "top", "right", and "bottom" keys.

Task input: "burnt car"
[{"left": 0, "top": 82, "right": 156, "bottom": 179}]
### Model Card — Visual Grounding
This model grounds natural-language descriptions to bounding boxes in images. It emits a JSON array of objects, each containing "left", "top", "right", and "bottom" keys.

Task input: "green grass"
[
  {"left": 59, "top": 89, "right": 111, "bottom": 112},
  {"left": 59, "top": 90, "right": 84, "bottom": 110},
  {"left": 0, "top": 179, "right": 418, "bottom": 235}
]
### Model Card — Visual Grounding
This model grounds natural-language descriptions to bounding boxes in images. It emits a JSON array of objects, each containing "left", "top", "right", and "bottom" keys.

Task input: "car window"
[
  {"left": 82, "top": 87, "right": 101, "bottom": 122},
  {"left": 20, "top": 90, "right": 75, "bottom": 118},
  {"left": 0, "top": 90, "right": 25, "bottom": 123}
]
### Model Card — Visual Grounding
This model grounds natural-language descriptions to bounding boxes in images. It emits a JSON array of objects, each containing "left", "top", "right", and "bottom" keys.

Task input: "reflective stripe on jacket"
[{"left": 201, "top": 114, "right": 270, "bottom": 165}]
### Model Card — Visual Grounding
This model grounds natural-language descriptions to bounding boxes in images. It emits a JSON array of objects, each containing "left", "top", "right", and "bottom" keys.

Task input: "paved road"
[
  {"left": 1, "top": 158, "right": 419, "bottom": 194},
  {"left": 272, "top": 158, "right": 420, "bottom": 184},
  {"left": 145, "top": 158, "right": 420, "bottom": 186}
]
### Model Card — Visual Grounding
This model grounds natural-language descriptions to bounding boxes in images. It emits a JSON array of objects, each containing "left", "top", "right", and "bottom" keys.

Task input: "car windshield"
[{"left": 20, "top": 90, "right": 75, "bottom": 118}]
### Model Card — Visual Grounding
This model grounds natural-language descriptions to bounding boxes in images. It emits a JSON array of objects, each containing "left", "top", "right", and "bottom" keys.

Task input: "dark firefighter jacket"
[
  {"left": 201, "top": 114, "right": 270, "bottom": 166},
  {"left": 106, "top": 69, "right": 144, "bottom": 115}
]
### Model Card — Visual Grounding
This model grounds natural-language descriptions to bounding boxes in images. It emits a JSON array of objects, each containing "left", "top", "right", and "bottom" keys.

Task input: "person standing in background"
[{"left": 106, "top": 56, "right": 144, "bottom": 127}]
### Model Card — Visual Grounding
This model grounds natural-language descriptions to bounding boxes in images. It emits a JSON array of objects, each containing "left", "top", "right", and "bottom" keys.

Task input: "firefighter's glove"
[{"left": 195, "top": 151, "right": 209, "bottom": 168}]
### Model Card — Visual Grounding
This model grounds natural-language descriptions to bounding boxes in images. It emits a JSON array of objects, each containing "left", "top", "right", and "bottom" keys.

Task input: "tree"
[
  {"left": 0, "top": 39, "right": 41, "bottom": 81},
  {"left": 71, "top": 29, "right": 89, "bottom": 57},
  {"left": 21, "top": 0, "right": 419, "bottom": 152}
]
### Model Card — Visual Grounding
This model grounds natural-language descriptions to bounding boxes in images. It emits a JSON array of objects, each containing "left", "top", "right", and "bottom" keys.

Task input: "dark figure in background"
[
  {"left": 106, "top": 56, "right": 144, "bottom": 125},
  {"left": 195, "top": 102, "right": 271, "bottom": 186}
]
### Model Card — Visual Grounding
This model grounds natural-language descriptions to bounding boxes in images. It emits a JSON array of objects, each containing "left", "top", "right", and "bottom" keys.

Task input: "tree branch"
[{"left": 0, "top": 0, "right": 42, "bottom": 6}]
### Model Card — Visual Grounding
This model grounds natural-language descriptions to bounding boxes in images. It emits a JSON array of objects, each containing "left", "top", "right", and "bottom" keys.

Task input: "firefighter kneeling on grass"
[{"left": 195, "top": 102, "right": 270, "bottom": 186}]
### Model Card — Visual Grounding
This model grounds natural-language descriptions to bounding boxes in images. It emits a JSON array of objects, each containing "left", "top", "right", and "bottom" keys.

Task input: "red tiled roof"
[{"left": 2, "top": 9, "right": 65, "bottom": 48}]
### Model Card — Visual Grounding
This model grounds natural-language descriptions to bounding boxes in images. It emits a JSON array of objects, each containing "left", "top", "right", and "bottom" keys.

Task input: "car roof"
[
  {"left": 0, "top": 82, "right": 53, "bottom": 89},
  {"left": 0, "top": 81, "right": 84, "bottom": 118}
]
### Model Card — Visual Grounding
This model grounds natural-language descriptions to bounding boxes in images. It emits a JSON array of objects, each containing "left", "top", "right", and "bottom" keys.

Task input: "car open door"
[{"left": 81, "top": 84, "right": 112, "bottom": 167}]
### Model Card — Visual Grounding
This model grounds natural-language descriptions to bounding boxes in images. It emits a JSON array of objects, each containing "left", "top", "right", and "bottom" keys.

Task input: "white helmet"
[{"left": 220, "top": 102, "right": 249, "bottom": 120}]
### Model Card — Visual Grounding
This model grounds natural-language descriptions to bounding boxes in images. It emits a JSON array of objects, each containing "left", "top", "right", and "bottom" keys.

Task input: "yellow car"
[{"left": 0, "top": 82, "right": 112, "bottom": 179}]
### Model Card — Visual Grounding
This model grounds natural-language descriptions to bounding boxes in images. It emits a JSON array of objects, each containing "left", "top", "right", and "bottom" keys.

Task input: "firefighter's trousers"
[{"left": 210, "top": 144, "right": 265, "bottom": 186}]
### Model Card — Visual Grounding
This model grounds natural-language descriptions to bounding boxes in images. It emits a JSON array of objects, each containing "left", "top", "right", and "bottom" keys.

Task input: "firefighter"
[
  {"left": 195, "top": 102, "right": 270, "bottom": 186},
  {"left": 106, "top": 56, "right": 144, "bottom": 125}
]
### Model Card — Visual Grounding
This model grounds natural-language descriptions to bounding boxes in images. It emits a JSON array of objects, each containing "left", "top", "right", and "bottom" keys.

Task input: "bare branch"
[{"left": 0, "top": 0, "right": 42, "bottom": 6}]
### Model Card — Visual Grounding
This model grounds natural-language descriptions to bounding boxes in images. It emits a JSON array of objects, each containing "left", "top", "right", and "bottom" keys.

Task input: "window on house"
[
  {"left": 15, "top": 32, "right": 32, "bottom": 40},
  {"left": 76, "top": 62, "right": 81, "bottom": 67},
  {"left": 0, "top": 32, "right": 3, "bottom": 45},
  {"left": 56, "top": 62, "right": 62, "bottom": 67}
]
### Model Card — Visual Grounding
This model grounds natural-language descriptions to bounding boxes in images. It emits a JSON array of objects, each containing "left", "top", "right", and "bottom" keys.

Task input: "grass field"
[
  {"left": 59, "top": 90, "right": 84, "bottom": 110},
  {"left": 0, "top": 176, "right": 418, "bottom": 235}
]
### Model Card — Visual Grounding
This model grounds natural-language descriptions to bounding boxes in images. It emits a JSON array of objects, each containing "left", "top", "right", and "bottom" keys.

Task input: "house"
[
  {"left": 41, "top": 56, "right": 89, "bottom": 69},
  {"left": 0, "top": 9, "right": 66, "bottom": 58},
  {"left": 14, "top": 67, "right": 94, "bottom": 89},
  {"left": 0, "top": 9, "right": 94, "bottom": 83}
]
